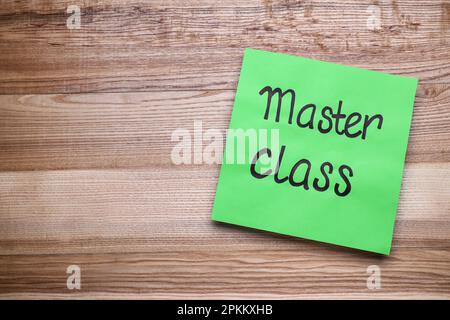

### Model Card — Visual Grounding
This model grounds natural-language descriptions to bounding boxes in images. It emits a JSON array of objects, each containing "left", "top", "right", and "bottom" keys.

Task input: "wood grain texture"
[
  {"left": 1, "top": 248, "right": 449, "bottom": 299},
  {"left": 0, "top": 87, "right": 448, "bottom": 172},
  {"left": 0, "top": 0, "right": 449, "bottom": 93},
  {"left": 0, "top": 163, "right": 449, "bottom": 254},
  {"left": 0, "top": 0, "right": 449, "bottom": 299},
  {"left": 0, "top": 164, "right": 449, "bottom": 298}
]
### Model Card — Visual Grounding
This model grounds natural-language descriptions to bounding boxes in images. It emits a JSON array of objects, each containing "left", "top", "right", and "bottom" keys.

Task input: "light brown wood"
[
  {"left": 0, "top": 163, "right": 449, "bottom": 254},
  {"left": 0, "top": 0, "right": 449, "bottom": 299},
  {"left": 0, "top": 0, "right": 449, "bottom": 94},
  {"left": 0, "top": 88, "right": 448, "bottom": 172},
  {"left": 1, "top": 248, "right": 449, "bottom": 299}
]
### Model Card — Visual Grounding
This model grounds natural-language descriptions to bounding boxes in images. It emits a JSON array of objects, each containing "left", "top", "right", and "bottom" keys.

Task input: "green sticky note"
[{"left": 212, "top": 48, "right": 418, "bottom": 255}]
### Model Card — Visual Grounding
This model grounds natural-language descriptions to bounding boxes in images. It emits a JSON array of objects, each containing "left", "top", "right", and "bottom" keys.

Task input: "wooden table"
[{"left": 0, "top": 0, "right": 449, "bottom": 299}]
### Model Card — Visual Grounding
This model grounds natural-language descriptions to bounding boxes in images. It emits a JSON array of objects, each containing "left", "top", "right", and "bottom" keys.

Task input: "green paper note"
[{"left": 212, "top": 48, "right": 418, "bottom": 255}]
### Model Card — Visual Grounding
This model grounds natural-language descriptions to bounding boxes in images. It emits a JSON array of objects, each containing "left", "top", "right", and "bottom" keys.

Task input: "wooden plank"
[
  {"left": 1, "top": 0, "right": 449, "bottom": 300},
  {"left": 0, "top": 163, "right": 449, "bottom": 298},
  {"left": 0, "top": 86, "right": 449, "bottom": 172},
  {"left": 0, "top": 163, "right": 448, "bottom": 256},
  {"left": 0, "top": 0, "right": 449, "bottom": 94},
  {"left": 1, "top": 247, "right": 449, "bottom": 299}
]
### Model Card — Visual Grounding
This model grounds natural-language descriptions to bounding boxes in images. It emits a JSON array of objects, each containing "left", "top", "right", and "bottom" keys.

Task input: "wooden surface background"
[{"left": 0, "top": 0, "right": 449, "bottom": 299}]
